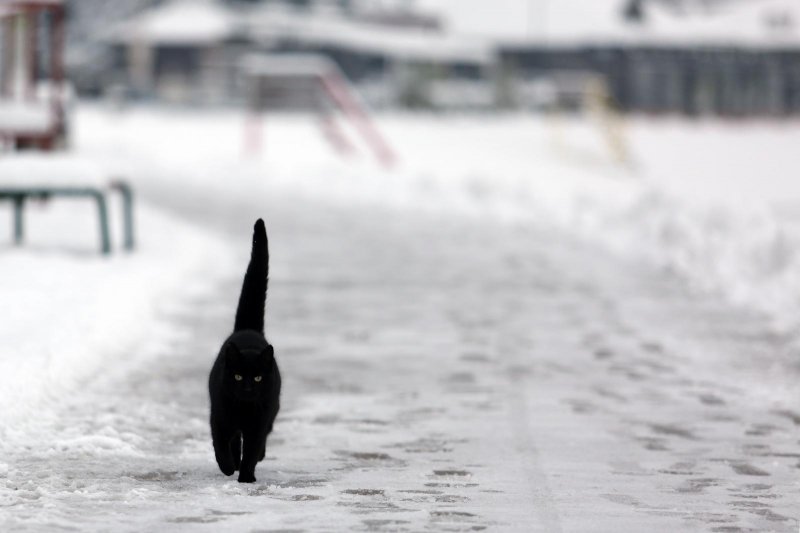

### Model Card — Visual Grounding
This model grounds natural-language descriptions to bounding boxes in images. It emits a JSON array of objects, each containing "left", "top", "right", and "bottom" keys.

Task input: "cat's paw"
[
  {"left": 237, "top": 472, "right": 256, "bottom": 483},
  {"left": 215, "top": 453, "right": 236, "bottom": 476}
]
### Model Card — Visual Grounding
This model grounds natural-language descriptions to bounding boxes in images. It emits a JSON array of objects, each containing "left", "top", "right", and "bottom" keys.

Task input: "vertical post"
[
  {"left": 92, "top": 190, "right": 111, "bottom": 255},
  {"left": 12, "top": 13, "right": 25, "bottom": 99},
  {"left": 12, "top": 195, "right": 24, "bottom": 245},
  {"left": 51, "top": 6, "right": 64, "bottom": 85},
  {"left": 128, "top": 39, "right": 153, "bottom": 96},
  {"left": 111, "top": 180, "right": 136, "bottom": 251},
  {"left": 26, "top": 10, "right": 37, "bottom": 101},
  {"left": 121, "top": 186, "right": 134, "bottom": 251},
  {"left": 244, "top": 111, "right": 263, "bottom": 157},
  {"left": 243, "top": 76, "right": 263, "bottom": 157},
  {"left": 1, "top": 17, "right": 13, "bottom": 96},
  {"left": 51, "top": 5, "right": 66, "bottom": 147}
]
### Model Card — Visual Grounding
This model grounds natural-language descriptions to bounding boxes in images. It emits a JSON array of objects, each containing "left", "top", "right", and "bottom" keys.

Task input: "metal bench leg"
[
  {"left": 12, "top": 196, "right": 24, "bottom": 245},
  {"left": 91, "top": 191, "right": 111, "bottom": 255},
  {"left": 111, "top": 181, "right": 135, "bottom": 251}
]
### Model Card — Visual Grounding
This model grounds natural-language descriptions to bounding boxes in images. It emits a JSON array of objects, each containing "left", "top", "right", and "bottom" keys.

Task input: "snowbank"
[
  {"left": 0, "top": 154, "right": 111, "bottom": 187},
  {"left": 0, "top": 191, "right": 234, "bottom": 428},
  {"left": 73, "top": 104, "right": 800, "bottom": 336}
]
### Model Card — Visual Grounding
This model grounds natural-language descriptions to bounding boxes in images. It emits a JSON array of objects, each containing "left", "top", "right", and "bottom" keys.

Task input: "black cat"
[{"left": 209, "top": 219, "right": 280, "bottom": 483}]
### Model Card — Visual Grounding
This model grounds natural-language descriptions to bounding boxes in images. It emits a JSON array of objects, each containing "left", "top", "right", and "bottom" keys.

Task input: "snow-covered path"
[{"left": 2, "top": 190, "right": 798, "bottom": 532}]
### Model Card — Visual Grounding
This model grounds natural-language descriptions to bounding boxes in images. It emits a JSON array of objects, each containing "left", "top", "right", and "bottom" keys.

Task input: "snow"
[
  {"left": 106, "top": 0, "right": 237, "bottom": 45},
  {"left": 61, "top": 105, "right": 800, "bottom": 393},
  {"left": 0, "top": 154, "right": 113, "bottom": 187},
  {"left": 0, "top": 185, "right": 233, "bottom": 428},
  {"left": 1, "top": 104, "right": 799, "bottom": 531},
  {"left": 0, "top": 101, "right": 54, "bottom": 133},
  {"left": 245, "top": 5, "right": 494, "bottom": 64},
  {"left": 70, "top": 105, "right": 800, "bottom": 338}
]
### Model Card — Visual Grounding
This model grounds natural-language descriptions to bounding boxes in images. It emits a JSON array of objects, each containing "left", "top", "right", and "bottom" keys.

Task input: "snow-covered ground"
[
  {"left": 1, "top": 104, "right": 799, "bottom": 531},
  {"left": 74, "top": 104, "right": 800, "bottom": 338},
  {"left": 0, "top": 187, "right": 233, "bottom": 429}
]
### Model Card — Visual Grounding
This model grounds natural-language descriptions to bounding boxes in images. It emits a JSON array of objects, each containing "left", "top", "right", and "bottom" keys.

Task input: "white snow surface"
[
  {"left": 0, "top": 101, "right": 54, "bottom": 133},
  {"left": 0, "top": 154, "right": 110, "bottom": 187},
  {"left": 0, "top": 189, "right": 233, "bottom": 427},
  {"left": 1, "top": 104, "right": 799, "bottom": 531},
  {"left": 75, "top": 105, "right": 800, "bottom": 339}
]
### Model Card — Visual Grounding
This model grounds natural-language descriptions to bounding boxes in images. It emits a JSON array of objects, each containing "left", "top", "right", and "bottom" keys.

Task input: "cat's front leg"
[
  {"left": 258, "top": 425, "right": 272, "bottom": 462},
  {"left": 211, "top": 424, "right": 236, "bottom": 476},
  {"left": 213, "top": 444, "right": 236, "bottom": 476},
  {"left": 230, "top": 431, "right": 242, "bottom": 471},
  {"left": 237, "top": 430, "right": 264, "bottom": 483}
]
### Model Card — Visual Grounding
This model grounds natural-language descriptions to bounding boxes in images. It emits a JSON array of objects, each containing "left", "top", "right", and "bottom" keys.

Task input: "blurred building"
[
  {"left": 83, "top": 0, "right": 492, "bottom": 109},
  {"left": 64, "top": 0, "right": 800, "bottom": 116},
  {"left": 500, "top": 0, "right": 800, "bottom": 116}
]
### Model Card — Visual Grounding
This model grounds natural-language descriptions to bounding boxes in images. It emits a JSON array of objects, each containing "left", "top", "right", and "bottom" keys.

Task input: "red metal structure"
[
  {"left": 241, "top": 54, "right": 396, "bottom": 167},
  {"left": 0, "top": 0, "right": 67, "bottom": 150}
]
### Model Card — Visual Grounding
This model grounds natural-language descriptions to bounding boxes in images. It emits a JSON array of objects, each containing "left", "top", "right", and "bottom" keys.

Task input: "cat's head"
[{"left": 224, "top": 341, "right": 276, "bottom": 402}]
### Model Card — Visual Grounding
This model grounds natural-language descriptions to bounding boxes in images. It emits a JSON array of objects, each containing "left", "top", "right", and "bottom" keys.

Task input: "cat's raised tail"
[{"left": 234, "top": 218, "right": 269, "bottom": 333}]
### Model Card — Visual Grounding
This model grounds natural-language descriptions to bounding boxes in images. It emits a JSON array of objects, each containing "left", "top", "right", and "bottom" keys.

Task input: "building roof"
[
  {"left": 103, "top": 0, "right": 493, "bottom": 64},
  {"left": 101, "top": 0, "right": 800, "bottom": 55},
  {"left": 478, "top": 0, "right": 800, "bottom": 49},
  {"left": 245, "top": 5, "right": 494, "bottom": 64},
  {"left": 641, "top": 0, "right": 800, "bottom": 48},
  {"left": 104, "top": 0, "right": 237, "bottom": 46}
]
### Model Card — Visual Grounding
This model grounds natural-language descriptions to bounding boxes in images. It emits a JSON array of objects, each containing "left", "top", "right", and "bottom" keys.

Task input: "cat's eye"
[
  {"left": 234, "top": 374, "right": 243, "bottom": 381},
  {"left": 254, "top": 376, "right": 262, "bottom": 382}
]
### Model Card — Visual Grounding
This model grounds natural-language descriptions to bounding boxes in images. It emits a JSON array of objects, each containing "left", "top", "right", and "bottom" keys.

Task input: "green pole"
[
  {"left": 112, "top": 181, "right": 135, "bottom": 251},
  {"left": 92, "top": 191, "right": 111, "bottom": 255},
  {"left": 12, "top": 196, "right": 24, "bottom": 245}
]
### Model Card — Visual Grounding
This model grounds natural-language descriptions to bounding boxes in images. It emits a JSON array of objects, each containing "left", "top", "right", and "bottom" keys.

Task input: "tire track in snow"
[{"left": 507, "top": 379, "right": 564, "bottom": 533}]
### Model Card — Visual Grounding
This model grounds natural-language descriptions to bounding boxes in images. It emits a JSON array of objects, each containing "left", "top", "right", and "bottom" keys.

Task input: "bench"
[{"left": 0, "top": 157, "right": 135, "bottom": 255}]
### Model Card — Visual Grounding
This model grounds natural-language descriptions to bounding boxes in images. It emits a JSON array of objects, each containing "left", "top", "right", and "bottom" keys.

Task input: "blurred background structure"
[
  {"left": 57, "top": 0, "right": 800, "bottom": 115},
  {"left": 0, "top": 0, "right": 68, "bottom": 150}
]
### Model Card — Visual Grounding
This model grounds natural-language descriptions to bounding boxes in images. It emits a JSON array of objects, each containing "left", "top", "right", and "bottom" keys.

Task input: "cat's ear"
[
  {"left": 260, "top": 345, "right": 275, "bottom": 372},
  {"left": 261, "top": 345, "right": 274, "bottom": 360},
  {"left": 225, "top": 343, "right": 241, "bottom": 365}
]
